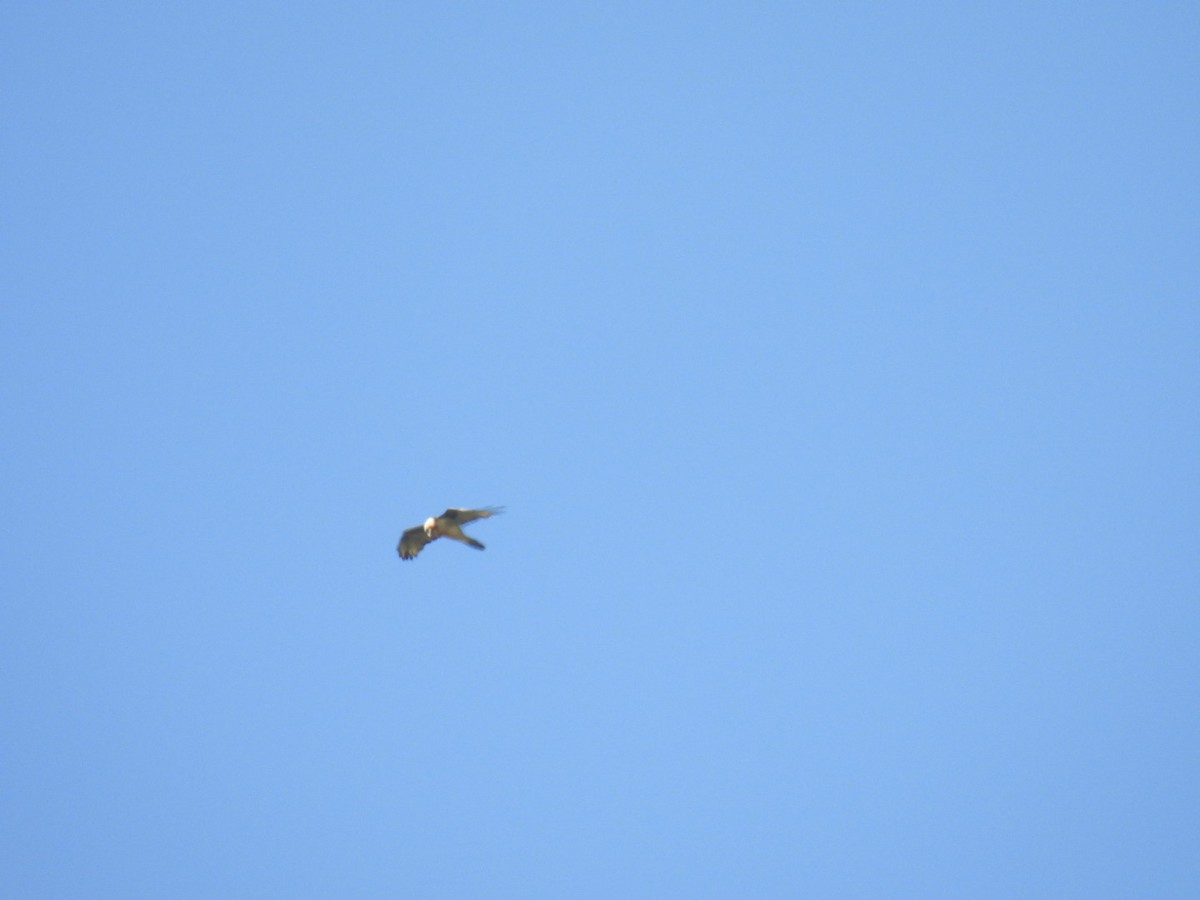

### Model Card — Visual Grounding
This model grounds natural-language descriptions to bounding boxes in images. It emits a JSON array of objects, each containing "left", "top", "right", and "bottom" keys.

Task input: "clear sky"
[{"left": 3, "top": 2, "right": 1198, "bottom": 897}]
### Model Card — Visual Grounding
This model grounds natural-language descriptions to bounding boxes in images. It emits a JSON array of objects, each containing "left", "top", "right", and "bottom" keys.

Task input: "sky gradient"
[{"left": 3, "top": 2, "right": 1198, "bottom": 897}]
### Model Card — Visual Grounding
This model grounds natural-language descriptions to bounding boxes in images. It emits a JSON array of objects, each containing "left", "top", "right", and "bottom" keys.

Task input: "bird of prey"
[{"left": 397, "top": 506, "right": 503, "bottom": 560}]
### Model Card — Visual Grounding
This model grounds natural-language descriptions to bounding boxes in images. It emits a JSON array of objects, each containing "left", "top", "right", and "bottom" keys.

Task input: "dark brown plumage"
[{"left": 397, "top": 507, "right": 503, "bottom": 560}]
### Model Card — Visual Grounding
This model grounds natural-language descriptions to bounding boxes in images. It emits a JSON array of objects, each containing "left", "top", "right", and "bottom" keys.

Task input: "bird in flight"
[{"left": 397, "top": 506, "right": 503, "bottom": 560}]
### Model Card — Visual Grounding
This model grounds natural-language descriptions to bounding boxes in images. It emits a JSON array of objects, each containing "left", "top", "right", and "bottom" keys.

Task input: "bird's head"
[{"left": 423, "top": 517, "right": 438, "bottom": 538}]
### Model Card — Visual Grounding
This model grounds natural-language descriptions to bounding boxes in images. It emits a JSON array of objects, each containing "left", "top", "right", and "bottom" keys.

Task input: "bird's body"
[{"left": 397, "top": 506, "right": 503, "bottom": 560}]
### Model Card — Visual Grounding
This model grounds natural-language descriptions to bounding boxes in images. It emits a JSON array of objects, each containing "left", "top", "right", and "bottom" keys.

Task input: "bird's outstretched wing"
[
  {"left": 398, "top": 506, "right": 504, "bottom": 561},
  {"left": 397, "top": 525, "right": 432, "bottom": 560},
  {"left": 438, "top": 506, "right": 503, "bottom": 525}
]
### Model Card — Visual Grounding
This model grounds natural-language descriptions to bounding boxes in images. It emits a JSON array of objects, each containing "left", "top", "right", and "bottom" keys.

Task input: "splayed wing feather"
[
  {"left": 397, "top": 525, "right": 432, "bottom": 560},
  {"left": 439, "top": 506, "right": 503, "bottom": 525}
]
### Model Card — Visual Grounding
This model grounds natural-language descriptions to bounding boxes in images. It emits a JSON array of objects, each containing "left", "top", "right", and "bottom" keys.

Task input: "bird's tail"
[{"left": 447, "top": 532, "right": 486, "bottom": 550}]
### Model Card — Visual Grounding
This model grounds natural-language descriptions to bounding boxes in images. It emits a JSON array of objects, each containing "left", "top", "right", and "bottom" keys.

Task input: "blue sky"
[{"left": 3, "top": 2, "right": 1198, "bottom": 897}]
